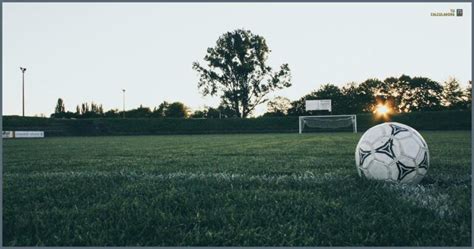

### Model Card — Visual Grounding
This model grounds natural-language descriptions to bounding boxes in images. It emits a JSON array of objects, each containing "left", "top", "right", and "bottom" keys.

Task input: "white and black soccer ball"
[{"left": 355, "top": 122, "right": 429, "bottom": 184}]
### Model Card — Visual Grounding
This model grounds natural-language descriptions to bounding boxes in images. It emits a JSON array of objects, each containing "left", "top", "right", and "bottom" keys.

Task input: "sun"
[{"left": 375, "top": 104, "right": 390, "bottom": 116}]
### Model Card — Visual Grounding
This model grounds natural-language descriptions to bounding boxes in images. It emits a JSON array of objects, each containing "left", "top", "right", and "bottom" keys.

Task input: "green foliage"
[
  {"left": 193, "top": 29, "right": 292, "bottom": 118},
  {"left": 48, "top": 74, "right": 469, "bottom": 120},
  {"left": 442, "top": 77, "right": 466, "bottom": 110},
  {"left": 465, "top": 80, "right": 472, "bottom": 101},
  {"left": 288, "top": 82, "right": 372, "bottom": 116},
  {"left": 308, "top": 84, "right": 345, "bottom": 114},
  {"left": 3, "top": 132, "right": 470, "bottom": 246},
  {"left": 340, "top": 82, "right": 374, "bottom": 113},
  {"left": 190, "top": 105, "right": 236, "bottom": 119},
  {"left": 403, "top": 76, "right": 443, "bottom": 111},
  {"left": 51, "top": 98, "right": 74, "bottom": 119},
  {"left": 206, "top": 107, "right": 221, "bottom": 118},
  {"left": 72, "top": 102, "right": 105, "bottom": 118},
  {"left": 216, "top": 104, "right": 237, "bottom": 118},
  {"left": 51, "top": 100, "right": 191, "bottom": 119},
  {"left": 165, "top": 102, "right": 189, "bottom": 118},
  {"left": 54, "top": 98, "right": 65, "bottom": 114},
  {"left": 287, "top": 75, "right": 453, "bottom": 115},
  {"left": 125, "top": 105, "right": 153, "bottom": 118},
  {"left": 461, "top": 80, "right": 472, "bottom": 109},
  {"left": 358, "top": 78, "right": 389, "bottom": 111},
  {"left": 264, "top": 96, "right": 292, "bottom": 117},
  {"left": 190, "top": 110, "right": 207, "bottom": 119},
  {"left": 104, "top": 109, "right": 121, "bottom": 118},
  {"left": 153, "top": 101, "right": 169, "bottom": 118}
]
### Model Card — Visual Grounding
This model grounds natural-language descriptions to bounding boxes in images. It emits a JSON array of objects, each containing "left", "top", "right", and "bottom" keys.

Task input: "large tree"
[{"left": 193, "top": 29, "right": 292, "bottom": 118}]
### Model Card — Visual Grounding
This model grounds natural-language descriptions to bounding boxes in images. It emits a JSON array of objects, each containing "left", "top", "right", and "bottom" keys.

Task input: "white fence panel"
[{"left": 10, "top": 131, "right": 45, "bottom": 138}]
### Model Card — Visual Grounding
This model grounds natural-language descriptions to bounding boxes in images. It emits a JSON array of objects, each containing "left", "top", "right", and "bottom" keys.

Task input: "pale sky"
[{"left": 2, "top": 3, "right": 471, "bottom": 117}]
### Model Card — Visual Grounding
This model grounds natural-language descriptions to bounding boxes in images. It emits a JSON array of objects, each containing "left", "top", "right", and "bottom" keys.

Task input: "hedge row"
[{"left": 2, "top": 110, "right": 471, "bottom": 137}]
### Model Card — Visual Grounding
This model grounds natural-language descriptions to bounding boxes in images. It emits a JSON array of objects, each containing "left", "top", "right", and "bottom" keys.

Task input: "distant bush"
[{"left": 3, "top": 110, "right": 470, "bottom": 137}]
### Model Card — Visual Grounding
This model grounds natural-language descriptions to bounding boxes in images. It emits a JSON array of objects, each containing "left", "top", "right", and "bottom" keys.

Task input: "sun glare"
[{"left": 375, "top": 104, "right": 390, "bottom": 116}]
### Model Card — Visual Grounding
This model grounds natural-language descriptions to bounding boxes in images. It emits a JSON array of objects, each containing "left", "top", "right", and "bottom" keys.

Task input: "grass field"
[{"left": 3, "top": 131, "right": 471, "bottom": 246}]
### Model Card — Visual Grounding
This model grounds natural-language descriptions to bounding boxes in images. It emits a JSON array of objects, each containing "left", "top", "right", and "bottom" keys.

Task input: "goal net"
[{"left": 299, "top": 115, "right": 357, "bottom": 133}]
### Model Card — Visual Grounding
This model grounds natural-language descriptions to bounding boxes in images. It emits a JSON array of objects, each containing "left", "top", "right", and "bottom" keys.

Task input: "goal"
[{"left": 299, "top": 115, "right": 357, "bottom": 134}]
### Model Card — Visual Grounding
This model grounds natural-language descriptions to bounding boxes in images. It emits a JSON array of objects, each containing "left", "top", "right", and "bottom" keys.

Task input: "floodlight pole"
[
  {"left": 20, "top": 67, "right": 27, "bottom": 116},
  {"left": 122, "top": 89, "right": 126, "bottom": 118}
]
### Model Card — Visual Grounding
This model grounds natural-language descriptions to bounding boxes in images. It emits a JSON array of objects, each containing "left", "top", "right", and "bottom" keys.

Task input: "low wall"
[{"left": 2, "top": 110, "right": 471, "bottom": 137}]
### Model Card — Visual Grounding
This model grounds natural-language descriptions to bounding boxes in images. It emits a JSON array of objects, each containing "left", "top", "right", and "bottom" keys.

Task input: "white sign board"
[
  {"left": 305, "top": 99, "right": 332, "bottom": 112},
  {"left": 2, "top": 131, "right": 14, "bottom": 138},
  {"left": 13, "top": 131, "right": 45, "bottom": 138}
]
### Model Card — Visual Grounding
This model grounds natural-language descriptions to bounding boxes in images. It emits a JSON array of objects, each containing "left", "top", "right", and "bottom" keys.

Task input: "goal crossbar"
[{"left": 299, "top": 115, "right": 357, "bottom": 134}]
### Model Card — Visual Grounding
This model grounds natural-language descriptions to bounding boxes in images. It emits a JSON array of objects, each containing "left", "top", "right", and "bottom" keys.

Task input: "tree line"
[
  {"left": 268, "top": 76, "right": 471, "bottom": 117},
  {"left": 51, "top": 99, "right": 240, "bottom": 119},
  {"left": 51, "top": 75, "right": 470, "bottom": 119},
  {"left": 52, "top": 101, "right": 190, "bottom": 119},
  {"left": 51, "top": 29, "right": 471, "bottom": 119}
]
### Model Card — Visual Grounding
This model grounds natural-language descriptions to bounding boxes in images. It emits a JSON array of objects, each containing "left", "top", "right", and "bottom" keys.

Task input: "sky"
[{"left": 2, "top": 3, "right": 471, "bottom": 117}]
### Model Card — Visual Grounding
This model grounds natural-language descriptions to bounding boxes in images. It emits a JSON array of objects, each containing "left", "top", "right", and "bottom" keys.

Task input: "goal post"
[{"left": 299, "top": 115, "right": 357, "bottom": 134}]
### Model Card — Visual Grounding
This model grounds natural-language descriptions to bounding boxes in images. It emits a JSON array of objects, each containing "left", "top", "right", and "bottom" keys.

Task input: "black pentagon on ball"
[
  {"left": 396, "top": 161, "right": 416, "bottom": 181},
  {"left": 390, "top": 124, "right": 409, "bottom": 136},
  {"left": 375, "top": 138, "right": 396, "bottom": 159}
]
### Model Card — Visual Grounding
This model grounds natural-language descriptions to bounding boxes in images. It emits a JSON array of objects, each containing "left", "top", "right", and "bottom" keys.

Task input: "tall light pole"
[
  {"left": 122, "top": 89, "right": 126, "bottom": 118},
  {"left": 20, "top": 67, "right": 27, "bottom": 116}
]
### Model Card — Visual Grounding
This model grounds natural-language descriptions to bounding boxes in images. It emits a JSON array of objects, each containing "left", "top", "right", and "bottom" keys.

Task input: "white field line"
[
  {"left": 4, "top": 170, "right": 347, "bottom": 183},
  {"left": 384, "top": 184, "right": 453, "bottom": 218}
]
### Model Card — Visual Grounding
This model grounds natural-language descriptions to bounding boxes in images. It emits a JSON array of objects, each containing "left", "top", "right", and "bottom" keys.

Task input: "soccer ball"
[{"left": 355, "top": 122, "right": 429, "bottom": 184}]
